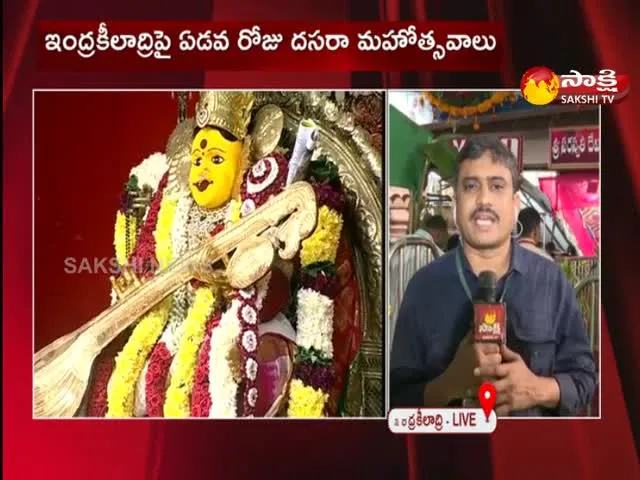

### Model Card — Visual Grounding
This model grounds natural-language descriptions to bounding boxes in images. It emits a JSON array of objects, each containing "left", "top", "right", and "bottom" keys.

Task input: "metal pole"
[{"left": 171, "top": 91, "right": 191, "bottom": 123}]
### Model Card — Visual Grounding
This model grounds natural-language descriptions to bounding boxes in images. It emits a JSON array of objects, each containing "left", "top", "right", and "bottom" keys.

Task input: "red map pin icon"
[{"left": 478, "top": 382, "right": 497, "bottom": 420}]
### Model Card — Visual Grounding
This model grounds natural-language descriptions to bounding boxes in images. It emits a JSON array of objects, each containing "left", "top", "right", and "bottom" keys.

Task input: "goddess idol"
[{"left": 34, "top": 91, "right": 383, "bottom": 418}]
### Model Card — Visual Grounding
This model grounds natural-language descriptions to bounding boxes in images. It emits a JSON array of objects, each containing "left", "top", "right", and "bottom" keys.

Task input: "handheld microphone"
[{"left": 473, "top": 271, "right": 506, "bottom": 343}]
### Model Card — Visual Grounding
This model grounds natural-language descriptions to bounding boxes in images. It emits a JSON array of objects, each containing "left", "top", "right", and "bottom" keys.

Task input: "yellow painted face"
[{"left": 189, "top": 127, "right": 243, "bottom": 209}]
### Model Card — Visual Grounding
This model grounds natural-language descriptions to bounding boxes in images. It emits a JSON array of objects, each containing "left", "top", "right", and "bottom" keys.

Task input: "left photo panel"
[{"left": 33, "top": 90, "right": 385, "bottom": 419}]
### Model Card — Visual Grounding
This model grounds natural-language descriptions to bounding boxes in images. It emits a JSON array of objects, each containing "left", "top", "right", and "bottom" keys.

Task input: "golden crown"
[{"left": 195, "top": 91, "right": 254, "bottom": 140}]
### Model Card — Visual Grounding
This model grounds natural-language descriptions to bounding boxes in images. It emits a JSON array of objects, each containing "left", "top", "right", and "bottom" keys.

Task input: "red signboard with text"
[{"left": 549, "top": 126, "right": 600, "bottom": 170}]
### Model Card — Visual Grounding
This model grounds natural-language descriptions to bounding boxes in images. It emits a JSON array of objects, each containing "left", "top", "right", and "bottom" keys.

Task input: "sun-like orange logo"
[{"left": 520, "top": 66, "right": 560, "bottom": 106}]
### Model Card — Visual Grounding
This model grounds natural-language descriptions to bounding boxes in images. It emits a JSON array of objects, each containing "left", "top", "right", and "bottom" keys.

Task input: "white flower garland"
[
  {"left": 171, "top": 193, "right": 193, "bottom": 258},
  {"left": 134, "top": 363, "right": 149, "bottom": 417},
  {"left": 207, "top": 302, "right": 242, "bottom": 417},
  {"left": 207, "top": 275, "right": 270, "bottom": 418},
  {"left": 295, "top": 288, "right": 335, "bottom": 358},
  {"left": 129, "top": 152, "right": 169, "bottom": 193}
]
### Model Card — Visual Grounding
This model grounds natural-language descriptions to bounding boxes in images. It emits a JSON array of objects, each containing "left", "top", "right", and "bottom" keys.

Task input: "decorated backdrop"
[
  {"left": 539, "top": 171, "right": 600, "bottom": 257},
  {"left": 423, "top": 91, "right": 522, "bottom": 128}
]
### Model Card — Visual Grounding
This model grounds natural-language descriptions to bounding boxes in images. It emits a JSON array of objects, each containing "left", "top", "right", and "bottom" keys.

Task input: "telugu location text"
[{"left": 388, "top": 408, "right": 498, "bottom": 434}]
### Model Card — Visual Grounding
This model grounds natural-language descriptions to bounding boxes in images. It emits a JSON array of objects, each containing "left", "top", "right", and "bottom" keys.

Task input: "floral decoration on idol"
[
  {"left": 135, "top": 202, "right": 228, "bottom": 417},
  {"left": 112, "top": 153, "right": 169, "bottom": 300},
  {"left": 134, "top": 187, "right": 199, "bottom": 417},
  {"left": 287, "top": 156, "right": 345, "bottom": 417},
  {"left": 203, "top": 153, "right": 287, "bottom": 418},
  {"left": 163, "top": 286, "right": 217, "bottom": 417},
  {"left": 106, "top": 173, "right": 171, "bottom": 418}
]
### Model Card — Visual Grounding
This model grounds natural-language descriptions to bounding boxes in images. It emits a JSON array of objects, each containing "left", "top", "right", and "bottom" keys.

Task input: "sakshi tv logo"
[{"left": 520, "top": 66, "right": 630, "bottom": 105}]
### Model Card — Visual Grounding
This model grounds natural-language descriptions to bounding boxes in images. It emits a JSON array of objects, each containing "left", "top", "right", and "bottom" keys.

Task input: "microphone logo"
[
  {"left": 475, "top": 304, "right": 505, "bottom": 342},
  {"left": 483, "top": 312, "right": 497, "bottom": 325}
]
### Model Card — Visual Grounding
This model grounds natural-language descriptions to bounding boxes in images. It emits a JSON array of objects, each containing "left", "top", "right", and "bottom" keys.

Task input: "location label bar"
[{"left": 388, "top": 408, "right": 497, "bottom": 434}]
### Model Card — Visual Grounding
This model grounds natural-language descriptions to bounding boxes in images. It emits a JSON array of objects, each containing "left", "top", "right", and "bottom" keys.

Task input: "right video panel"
[{"left": 388, "top": 90, "right": 600, "bottom": 418}]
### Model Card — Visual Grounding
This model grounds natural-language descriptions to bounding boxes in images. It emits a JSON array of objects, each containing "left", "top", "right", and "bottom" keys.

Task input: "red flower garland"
[
  {"left": 85, "top": 329, "right": 133, "bottom": 417},
  {"left": 127, "top": 173, "right": 169, "bottom": 279},
  {"left": 235, "top": 153, "right": 289, "bottom": 416},
  {"left": 190, "top": 312, "right": 221, "bottom": 417},
  {"left": 239, "top": 153, "right": 288, "bottom": 215},
  {"left": 144, "top": 343, "right": 172, "bottom": 417},
  {"left": 86, "top": 356, "right": 115, "bottom": 417}
]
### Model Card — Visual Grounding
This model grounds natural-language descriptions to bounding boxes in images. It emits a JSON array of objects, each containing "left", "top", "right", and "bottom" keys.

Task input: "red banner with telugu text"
[
  {"left": 549, "top": 126, "right": 600, "bottom": 170},
  {"left": 37, "top": 21, "right": 503, "bottom": 72}
]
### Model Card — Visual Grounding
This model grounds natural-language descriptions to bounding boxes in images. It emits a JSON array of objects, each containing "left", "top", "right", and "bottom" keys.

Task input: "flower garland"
[
  {"left": 128, "top": 173, "right": 169, "bottom": 278},
  {"left": 134, "top": 191, "right": 230, "bottom": 417},
  {"left": 87, "top": 356, "right": 115, "bottom": 417},
  {"left": 114, "top": 211, "right": 137, "bottom": 266},
  {"left": 105, "top": 174, "right": 170, "bottom": 418},
  {"left": 205, "top": 154, "right": 287, "bottom": 417},
  {"left": 422, "top": 91, "right": 518, "bottom": 130},
  {"left": 145, "top": 187, "right": 233, "bottom": 417},
  {"left": 112, "top": 152, "right": 168, "bottom": 268},
  {"left": 153, "top": 194, "right": 179, "bottom": 270},
  {"left": 423, "top": 91, "right": 516, "bottom": 117},
  {"left": 131, "top": 191, "right": 191, "bottom": 417},
  {"left": 106, "top": 300, "right": 171, "bottom": 417},
  {"left": 164, "top": 286, "right": 217, "bottom": 417},
  {"left": 190, "top": 312, "right": 221, "bottom": 417},
  {"left": 206, "top": 277, "right": 270, "bottom": 417},
  {"left": 237, "top": 277, "right": 270, "bottom": 417},
  {"left": 288, "top": 379, "right": 329, "bottom": 417},
  {"left": 129, "top": 152, "right": 169, "bottom": 196},
  {"left": 288, "top": 157, "right": 345, "bottom": 418},
  {"left": 237, "top": 154, "right": 286, "bottom": 416},
  {"left": 207, "top": 300, "right": 242, "bottom": 417}
]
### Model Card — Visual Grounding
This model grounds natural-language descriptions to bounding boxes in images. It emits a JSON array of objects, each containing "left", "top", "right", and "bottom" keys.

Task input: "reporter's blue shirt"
[{"left": 390, "top": 242, "right": 597, "bottom": 416}]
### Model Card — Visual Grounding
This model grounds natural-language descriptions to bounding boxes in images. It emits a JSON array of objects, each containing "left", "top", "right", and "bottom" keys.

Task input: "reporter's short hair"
[{"left": 453, "top": 136, "right": 520, "bottom": 192}]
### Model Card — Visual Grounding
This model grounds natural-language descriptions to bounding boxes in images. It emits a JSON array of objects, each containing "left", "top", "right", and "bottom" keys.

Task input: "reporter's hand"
[
  {"left": 474, "top": 343, "right": 553, "bottom": 416},
  {"left": 473, "top": 341, "right": 502, "bottom": 382},
  {"left": 442, "top": 334, "right": 502, "bottom": 399}
]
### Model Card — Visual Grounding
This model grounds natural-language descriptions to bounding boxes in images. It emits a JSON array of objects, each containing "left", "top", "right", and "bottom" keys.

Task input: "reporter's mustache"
[{"left": 470, "top": 207, "right": 499, "bottom": 221}]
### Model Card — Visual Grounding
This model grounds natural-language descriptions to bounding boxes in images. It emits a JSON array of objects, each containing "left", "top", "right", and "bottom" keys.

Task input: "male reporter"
[{"left": 390, "top": 137, "right": 596, "bottom": 416}]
